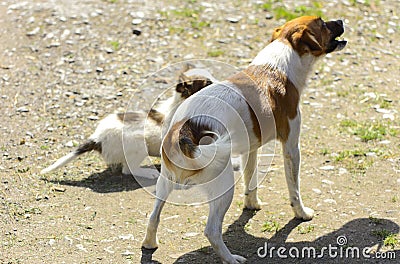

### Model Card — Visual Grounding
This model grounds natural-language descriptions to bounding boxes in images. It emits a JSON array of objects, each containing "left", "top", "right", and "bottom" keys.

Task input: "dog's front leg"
[
  {"left": 242, "top": 150, "right": 262, "bottom": 210},
  {"left": 283, "top": 115, "right": 314, "bottom": 221}
]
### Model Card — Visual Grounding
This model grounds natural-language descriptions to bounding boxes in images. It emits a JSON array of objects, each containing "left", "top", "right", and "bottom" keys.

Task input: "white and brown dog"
[
  {"left": 142, "top": 16, "right": 347, "bottom": 262},
  {"left": 40, "top": 68, "right": 213, "bottom": 178}
]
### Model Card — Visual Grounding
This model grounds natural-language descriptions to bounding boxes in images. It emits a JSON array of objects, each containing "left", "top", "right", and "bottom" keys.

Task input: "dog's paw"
[
  {"left": 132, "top": 168, "right": 160, "bottom": 179},
  {"left": 294, "top": 206, "right": 314, "bottom": 221},
  {"left": 223, "top": 255, "right": 247, "bottom": 264},
  {"left": 244, "top": 191, "right": 262, "bottom": 210}
]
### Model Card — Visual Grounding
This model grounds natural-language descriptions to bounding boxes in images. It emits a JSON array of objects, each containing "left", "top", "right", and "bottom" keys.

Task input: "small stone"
[
  {"left": 27, "top": 17, "right": 35, "bottom": 24},
  {"left": 52, "top": 186, "right": 66, "bottom": 192},
  {"left": 375, "top": 33, "right": 384, "bottom": 39},
  {"left": 322, "top": 179, "right": 334, "bottom": 185},
  {"left": 265, "top": 13, "right": 273, "bottom": 20},
  {"left": 88, "top": 116, "right": 99, "bottom": 120},
  {"left": 96, "top": 67, "right": 103, "bottom": 72},
  {"left": 131, "top": 18, "right": 142, "bottom": 25},
  {"left": 324, "top": 199, "right": 337, "bottom": 204},
  {"left": 104, "top": 48, "right": 114, "bottom": 54},
  {"left": 27, "top": 27, "right": 40, "bottom": 36},
  {"left": 226, "top": 17, "right": 241, "bottom": 23},
  {"left": 65, "top": 141, "right": 75, "bottom": 147},
  {"left": 338, "top": 168, "right": 348, "bottom": 175},
  {"left": 183, "top": 232, "right": 199, "bottom": 237},
  {"left": 132, "top": 29, "right": 141, "bottom": 36},
  {"left": 16, "top": 107, "right": 29, "bottom": 113},
  {"left": 387, "top": 28, "right": 395, "bottom": 34},
  {"left": 48, "top": 239, "right": 56, "bottom": 246},
  {"left": 118, "top": 234, "right": 134, "bottom": 240},
  {"left": 319, "top": 165, "right": 335, "bottom": 171},
  {"left": 121, "top": 251, "right": 135, "bottom": 256},
  {"left": 312, "top": 188, "right": 322, "bottom": 194}
]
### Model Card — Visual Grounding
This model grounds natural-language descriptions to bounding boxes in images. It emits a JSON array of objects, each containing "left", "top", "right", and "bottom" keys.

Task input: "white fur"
[
  {"left": 250, "top": 40, "right": 317, "bottom": 93},
  {"left": 41, "top": 92, "right": 182, "bottom": 178}
]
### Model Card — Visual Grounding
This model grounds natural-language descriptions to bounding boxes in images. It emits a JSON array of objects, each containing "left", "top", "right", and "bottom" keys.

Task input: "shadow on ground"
[
  {"left": 142, "top": 210, "right": 399, "bottom": 263},
  {"left": 46, "top": 165, "right": 159, "bottom": 193}
]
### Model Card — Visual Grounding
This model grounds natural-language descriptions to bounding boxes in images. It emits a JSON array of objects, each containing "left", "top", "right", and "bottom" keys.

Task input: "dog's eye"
[{"left": 322, "top": 22, "right": 327, "bottom": 28}]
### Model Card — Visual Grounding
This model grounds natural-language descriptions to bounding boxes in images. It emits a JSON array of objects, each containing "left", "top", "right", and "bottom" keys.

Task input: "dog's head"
[
  {"left": 271, "top": 16, "right": 347, "bottom": 56},
  {"left": 176, "top": 73, "right": 213, "bottom": 99}
]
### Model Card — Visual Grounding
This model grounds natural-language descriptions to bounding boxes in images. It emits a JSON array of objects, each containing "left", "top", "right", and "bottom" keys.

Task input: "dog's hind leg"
[
  {"left": 283, "top": 116, "right": 314, "bottom": 221},
  {"left": 241, "top": 150, "right": 262, "bottom": 210},
  {"left": 204, "top": 163, "right": 246, "bottom": 264},
  {"left": 142, "top": 170, "right": 172, "bottom": 249}
]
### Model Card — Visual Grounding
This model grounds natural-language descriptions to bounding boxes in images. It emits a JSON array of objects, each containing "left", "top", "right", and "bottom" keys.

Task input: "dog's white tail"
[{"left": 40, "top": 140, "right": 102, "bottom": 174}]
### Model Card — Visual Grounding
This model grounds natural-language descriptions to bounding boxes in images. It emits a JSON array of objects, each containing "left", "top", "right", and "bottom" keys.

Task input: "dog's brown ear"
[
  {"left": 176, "top": 73, "right": 190, "bottom": 93},
  {"left": 301, "top": 29, "right": 323, "bottom": 53},
  {"left": 286, "top": 25, "right": 322, "bottom": 55},
  {"left": 270, "top": 26, "right": 282, "bottom": 42}
]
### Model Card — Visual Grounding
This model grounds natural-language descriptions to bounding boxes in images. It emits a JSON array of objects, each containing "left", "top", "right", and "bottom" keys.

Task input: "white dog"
[
  {"left": 41, "top": 68, "right": 213, "bottom": 178},
  {"left": 142, "top": 16, "right": 346, "bottom": 262}
]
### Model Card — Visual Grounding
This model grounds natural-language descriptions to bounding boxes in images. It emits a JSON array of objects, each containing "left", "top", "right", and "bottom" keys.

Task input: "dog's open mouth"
[
  {"left": 334, "top": 36, "right": 347, "bottom": 51},
  {"left": 327, "top": 34, "right": 347, "bottom": 53}
]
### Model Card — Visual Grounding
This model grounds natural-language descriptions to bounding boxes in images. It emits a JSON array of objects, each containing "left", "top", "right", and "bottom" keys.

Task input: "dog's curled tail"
[
  {"left": 40, "top": 140, "right": 102, "bottom": 174},
  {"left": 163, "top": 119, "right": 231, "bottom": 182}
]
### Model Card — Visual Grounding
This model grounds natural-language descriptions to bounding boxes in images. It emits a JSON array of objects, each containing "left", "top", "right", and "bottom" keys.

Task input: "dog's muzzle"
[{"left": 326, "top": 19, "right": 347, "bottom": 53}]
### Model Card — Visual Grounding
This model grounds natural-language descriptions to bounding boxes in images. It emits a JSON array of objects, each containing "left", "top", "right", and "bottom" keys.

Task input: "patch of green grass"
[
  {"left": 334, "top": 148, "right": 377, "bottom": 174},
  {"left": 384, "top": 234, "right": 399, "bottom": 249},
  {"left": 168, "top": 26, "right": 185, "bottom": 34},
  {"left": 379, "top": 99, "right": 392, "bottom": 109},
  {"left": 320, "top": 148, "right": 330, "bottom": 156},
  {"left": 207, "top": 49, "right": 225, "bottom": 57},
  {"left": 110, "top": 41, "right": 120, "bottom": 51},
  {"left": 262, "top": 220, "right": 280, "bottom": 233},
  {"left": 339, "top": 120, "right": 398, "bottom": 142},
  {"left": 191, "top": 20, "right": 210, "bottom": 30},
  {"left": 335, "top": 149, "right": 368, "bottom": 162},
  {"left": 391, "top": 196, "right": 398, "bottom": 203},
  {"left": 40, "top": 145, "right": 50, "bottom": 150},
  {"left": 171, "top": 8, "right": 200, "bottom": 18},
  {"left": 372, "top": 230, "right": 399, "bottom": 249},
  {"left": 298, "top": 225, "right": 315, "bottom": 234},
  {"left": 274, "top": 3, "right": 323, "bottom": 21},
  {"left": 337, "top": 90, "right": 349, "bottom": 97}
]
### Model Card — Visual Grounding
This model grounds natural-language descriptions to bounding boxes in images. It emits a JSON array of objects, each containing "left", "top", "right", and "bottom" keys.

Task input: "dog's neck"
[
  {"left": 250, "top": 40, "right": 317, "bottom": 94},
  {"left": 153, "top": 91, "right": 183, "bottom": 117}
]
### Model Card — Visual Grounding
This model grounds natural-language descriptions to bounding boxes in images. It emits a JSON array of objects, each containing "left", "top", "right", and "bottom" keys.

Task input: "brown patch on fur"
[
  {"left": 116, "top": 112, "right": 143, "bottom": 123},
  {"left": 176, "top": 74, "right": 213, "bottom": 99},
  {"left": 76, "top": 140, "right": 102, "bottom": 154},
  {"left": 147, "top": 109, "right": 165, "bottom": 125},
  {"left": 162, "top": 119, "right": 215, "bottom": 182},
  {"left": 228, "top": 65, "right": 299, "bottom": 143}
]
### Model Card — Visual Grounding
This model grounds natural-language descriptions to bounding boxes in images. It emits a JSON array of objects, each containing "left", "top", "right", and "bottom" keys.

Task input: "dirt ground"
[{"left": 1, "top": 0, "right": 399, "bottom": 263}]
